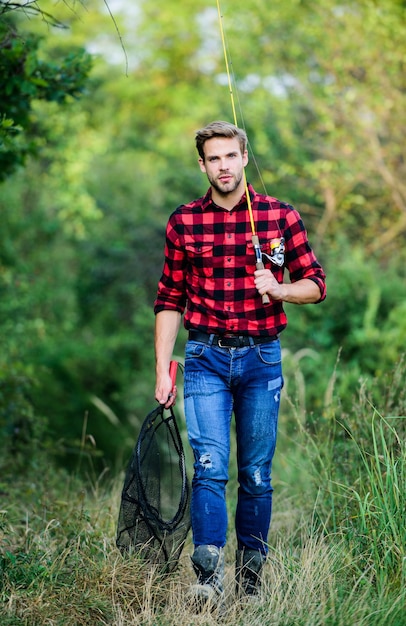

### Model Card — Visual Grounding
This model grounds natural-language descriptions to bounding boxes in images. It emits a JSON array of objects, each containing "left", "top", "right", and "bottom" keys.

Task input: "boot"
[
  {"left": 190, "top": 544, "right": 225, "bottom": 609},
  {"left": 235, "top": 548, "right": 265, "bottom": 599}
]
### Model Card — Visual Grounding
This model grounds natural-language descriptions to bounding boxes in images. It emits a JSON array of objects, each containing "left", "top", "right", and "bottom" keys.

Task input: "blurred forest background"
[{"left": 1, "top": 0, "right": 405, "bottom": 474}]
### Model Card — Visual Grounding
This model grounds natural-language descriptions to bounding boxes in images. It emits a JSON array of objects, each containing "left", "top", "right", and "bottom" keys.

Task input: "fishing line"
[
  {"left": 216, "top": 0, "right": 270, "bottom": 304},
  {"left": 217, "top": 15, "right": 269, "bottom": 199}
]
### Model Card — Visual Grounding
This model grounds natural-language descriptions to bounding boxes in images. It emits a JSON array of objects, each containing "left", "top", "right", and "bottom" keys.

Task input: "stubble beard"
[{"left": 209, "top": 170, "right": 243, "bottom": 197}]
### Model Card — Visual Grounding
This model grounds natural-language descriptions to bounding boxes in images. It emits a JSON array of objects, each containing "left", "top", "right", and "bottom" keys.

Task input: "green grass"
[
  {"left": 1, "top": 368, "right": 405, "bottom": 625},
  {"left": 1, "top": 481, "right": 404, "bottom": 625}
]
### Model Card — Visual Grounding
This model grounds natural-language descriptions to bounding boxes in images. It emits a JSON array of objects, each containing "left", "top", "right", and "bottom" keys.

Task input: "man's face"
[{"left": 198, "top": 137, "right": 248, "bottom": 196}]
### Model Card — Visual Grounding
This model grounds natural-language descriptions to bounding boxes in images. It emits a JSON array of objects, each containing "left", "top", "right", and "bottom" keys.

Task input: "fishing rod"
[{"left": 215, "top": 0, "right": 270, "bottom": 305}]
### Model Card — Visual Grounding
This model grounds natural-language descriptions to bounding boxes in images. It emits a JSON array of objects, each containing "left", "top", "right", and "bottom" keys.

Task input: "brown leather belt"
[{"left": 188, "top": 330, "right": 278, "bottom": 348}]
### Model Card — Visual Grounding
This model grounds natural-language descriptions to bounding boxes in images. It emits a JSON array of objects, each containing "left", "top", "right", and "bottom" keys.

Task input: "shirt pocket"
[
  {"left": 185, "top": 242, "right": 214, "bottom": 278},
  {"left": 245, "top": 238, "right": 264, "bottom": 273},
  {"left": 246, "top": 238, "right": 274, "bottom": 272}
]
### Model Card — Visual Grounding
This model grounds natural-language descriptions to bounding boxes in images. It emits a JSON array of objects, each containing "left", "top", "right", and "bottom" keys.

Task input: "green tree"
[
  {"left": 217, "top": 0, "right": 406, "bottom": 253},
  {"left": 1, "top": 0, "right": 405, "bottom": 468},
  {"left": 0, "top": 12, "right": 92, "bottom": 180}
]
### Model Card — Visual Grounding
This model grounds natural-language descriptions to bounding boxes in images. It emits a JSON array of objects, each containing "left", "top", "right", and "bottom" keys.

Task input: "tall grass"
[
  {"left": 335, "top": 411, "right": 405, "bottom": 593},
  {"left": 1, "top": 363, "right": 405, "bottom": 625}
]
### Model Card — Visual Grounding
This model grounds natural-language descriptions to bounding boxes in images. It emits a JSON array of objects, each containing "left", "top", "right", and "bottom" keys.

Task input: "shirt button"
[
  {"left": 227, "top": 282, "right": 231, "bottom": 287},
  {"left": 227, "top": 257, "right": 231, "bottom": 262}
]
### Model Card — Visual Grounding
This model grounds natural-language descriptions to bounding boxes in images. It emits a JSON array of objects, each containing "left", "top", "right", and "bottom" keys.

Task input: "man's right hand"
[
  {"left": 154, "top": 310, "right": 181, "bottom": 408},
  {"left": 155, "top": 374, "right": 177, "bottom": 408}
]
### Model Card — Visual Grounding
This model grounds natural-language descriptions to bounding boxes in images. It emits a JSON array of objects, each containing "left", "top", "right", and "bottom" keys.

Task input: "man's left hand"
[{"left": 254, "top": 269, "right": 284, "bottom": 301}]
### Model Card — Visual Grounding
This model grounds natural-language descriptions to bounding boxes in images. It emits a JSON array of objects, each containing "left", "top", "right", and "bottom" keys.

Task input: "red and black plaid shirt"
[{"left": 154, "top": 184, "right": 326, "bottom": 336}]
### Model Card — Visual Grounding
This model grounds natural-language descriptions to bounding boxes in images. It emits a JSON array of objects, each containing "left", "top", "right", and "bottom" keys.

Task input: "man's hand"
[
  {"left": 154, "top": 310, "right": 181, "bottom": 408},
  {"left": 254, "top": 268, "right": 284, "bottom": 301},
  {"left": 155, "top": 374, "right": 177, "bottom": 409},
  {"left": 254, "top": 270, "right": 322, "bottom": 304}
]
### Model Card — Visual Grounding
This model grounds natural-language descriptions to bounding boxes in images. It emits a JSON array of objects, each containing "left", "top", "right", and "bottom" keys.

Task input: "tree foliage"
[
  {"left": 0, "top": 8, "right": 92, "bottom": 180},
  {"left": 0, "top": 0, "right": 405, "bottom": 467}
]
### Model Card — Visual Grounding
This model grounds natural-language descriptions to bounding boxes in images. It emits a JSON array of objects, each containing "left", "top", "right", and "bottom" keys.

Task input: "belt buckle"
[{"left": 218, "top": 335, "right": 239, "bottom": 348}]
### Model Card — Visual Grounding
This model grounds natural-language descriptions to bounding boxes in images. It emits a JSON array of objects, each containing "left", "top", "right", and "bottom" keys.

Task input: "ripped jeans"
[{"left": 184, "top": 337, "right": 283, "bottom": 556}]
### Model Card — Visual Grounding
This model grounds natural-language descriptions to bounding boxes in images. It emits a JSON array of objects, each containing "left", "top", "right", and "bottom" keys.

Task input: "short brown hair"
[{"left": 195, "top": 120, "right": 248, "bottom": 160}]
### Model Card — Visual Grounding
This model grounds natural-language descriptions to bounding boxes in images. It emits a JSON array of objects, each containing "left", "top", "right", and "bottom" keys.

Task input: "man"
[{"left": 154, "top": 121, "right": 326, "bottom": 605}]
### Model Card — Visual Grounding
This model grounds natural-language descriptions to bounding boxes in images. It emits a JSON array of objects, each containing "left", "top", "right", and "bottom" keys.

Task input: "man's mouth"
[{"left": 219, "top": 174, "right": 232, "bottom": 183}]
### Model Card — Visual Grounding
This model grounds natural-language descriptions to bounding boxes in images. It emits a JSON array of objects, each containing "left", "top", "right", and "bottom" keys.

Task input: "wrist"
[
  {"left": 274, "top": 283, "right": 288, "bottom": 302},
  {"left": 156, "top": 359, "right": 171, "bottom": 375}
]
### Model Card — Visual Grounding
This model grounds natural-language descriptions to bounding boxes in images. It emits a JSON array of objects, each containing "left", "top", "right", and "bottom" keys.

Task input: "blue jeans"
[{"left": 184, "top": 337, "right": 283, "bottom": 556}]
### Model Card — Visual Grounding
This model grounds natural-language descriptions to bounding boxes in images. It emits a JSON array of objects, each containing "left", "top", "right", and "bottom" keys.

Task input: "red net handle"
[{"left": 169, "top": 360, "right": 178, "bottom": 392}]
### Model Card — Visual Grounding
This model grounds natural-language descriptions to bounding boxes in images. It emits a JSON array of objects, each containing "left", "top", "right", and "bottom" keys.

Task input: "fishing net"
[{"left": 116, "top": 403, "right": 191, "bottom": 573}]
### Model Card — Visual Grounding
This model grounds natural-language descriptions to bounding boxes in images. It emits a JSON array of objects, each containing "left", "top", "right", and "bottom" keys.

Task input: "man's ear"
[
  {"left": 198, "top": 158, "right": 206, "bottom": 173},
  {"left": 243, "top": 150, "right": 249, "bottom": 166}
]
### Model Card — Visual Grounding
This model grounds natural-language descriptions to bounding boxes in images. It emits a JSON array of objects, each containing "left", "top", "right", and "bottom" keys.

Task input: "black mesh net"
[{"left": 116, "top": 404, "right": 191, "bottom": 572}]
